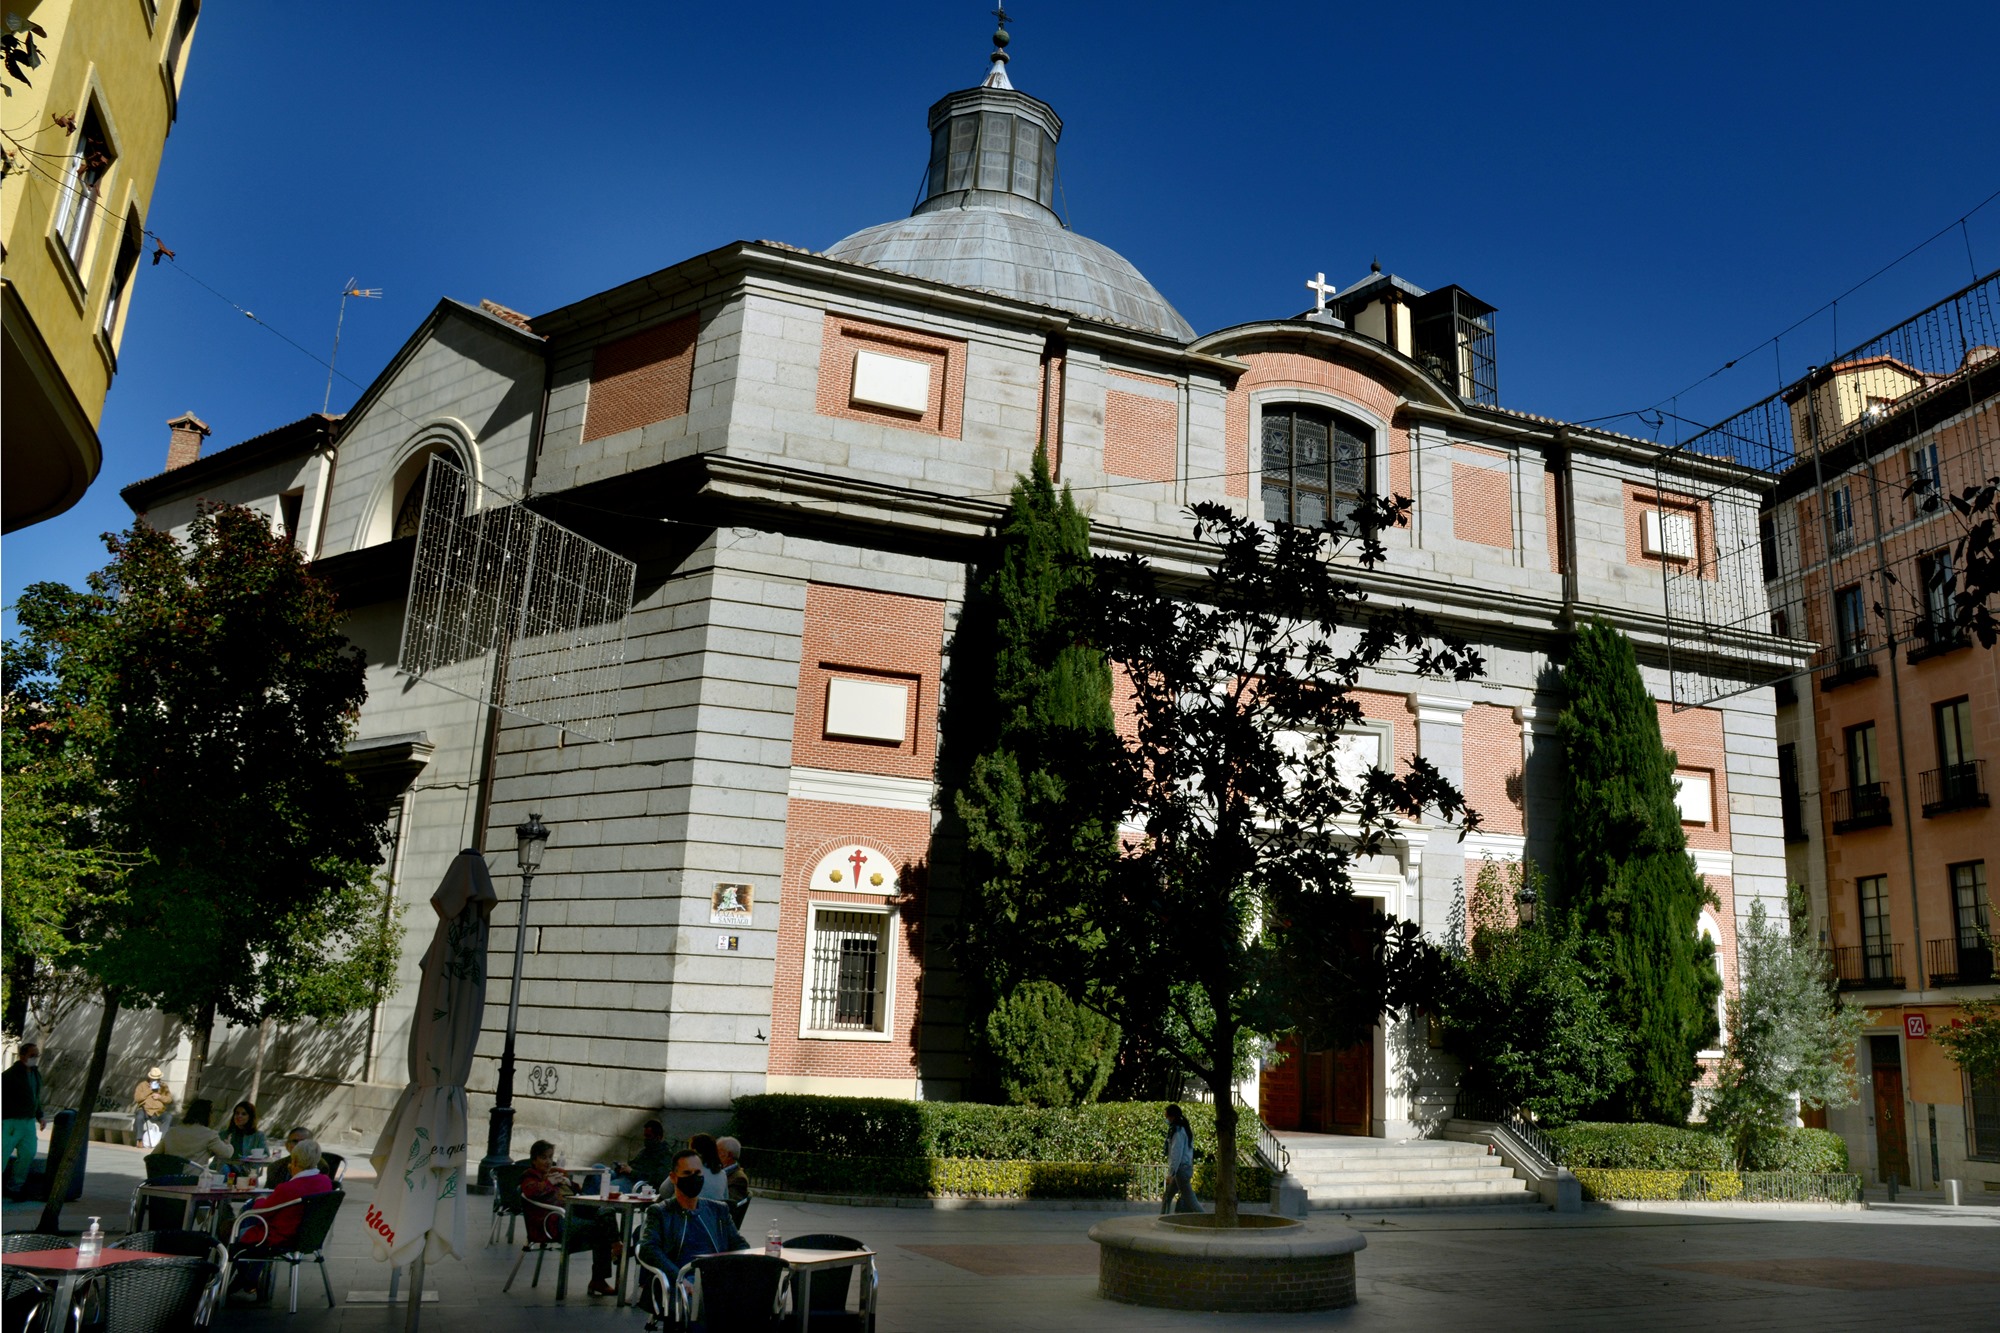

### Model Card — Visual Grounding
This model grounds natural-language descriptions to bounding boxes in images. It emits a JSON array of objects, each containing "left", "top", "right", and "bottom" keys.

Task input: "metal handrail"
[
  {"left": 1453, "top": 1091, "right": 1561, "bottom": 1175},
  {"left": 1235, "top": 1094, "right": 1290, "bottom": 1175}
]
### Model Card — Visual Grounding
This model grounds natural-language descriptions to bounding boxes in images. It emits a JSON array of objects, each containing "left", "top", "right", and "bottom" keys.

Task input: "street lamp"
[
  {"left": 477, "top": 812, "right": 549, "bottom": 1192},
  {"left": 1515, "top": 882, "right": 1537, "bottom": 929}
]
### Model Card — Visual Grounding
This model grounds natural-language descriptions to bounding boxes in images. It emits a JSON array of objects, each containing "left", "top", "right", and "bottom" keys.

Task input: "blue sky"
[{"left": 7, "top": 1, "right": 1999, "bottom": 610}]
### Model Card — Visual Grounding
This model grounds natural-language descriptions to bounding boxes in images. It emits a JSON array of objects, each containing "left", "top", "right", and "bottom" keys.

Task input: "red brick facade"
[
  {"left": 1452, "top": 450, "right": 1514, "bottom": 549},
  {"left": 816, "top": 313, "right": 966, "bottom": 437},
  {"left": 1461, "top": 703, "right": 1525, "bottom": 835},
  {"left": 790, "top": 583, "right": 946, "bottom": 781},
  {"left": 1624, "top": 482, "right": 1717, "bottom": 582},
  {"left": 583, "top": 315, "right": 698, "bottom": 442},
  {"left": 1103, "top": 368, "right": 1178, "bottom": 482},
  {"left": 1656, "top": 701, "right": 1730, "bottom": 850}
]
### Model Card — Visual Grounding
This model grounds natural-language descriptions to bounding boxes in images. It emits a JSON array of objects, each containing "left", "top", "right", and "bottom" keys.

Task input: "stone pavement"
[{"left": 8, "top": 1139, "right": 1999, "bottom": 1332}]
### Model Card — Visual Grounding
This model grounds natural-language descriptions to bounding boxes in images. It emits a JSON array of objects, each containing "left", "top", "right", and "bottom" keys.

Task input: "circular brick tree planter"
[{"left": 1087, "top": 1214, "right": 1366, "bottom": 1312}]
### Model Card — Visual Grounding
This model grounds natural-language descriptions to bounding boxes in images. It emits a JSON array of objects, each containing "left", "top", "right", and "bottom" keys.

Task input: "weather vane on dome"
[{"left": 985, "top": 7, "right": 1013, "bottom": 88}]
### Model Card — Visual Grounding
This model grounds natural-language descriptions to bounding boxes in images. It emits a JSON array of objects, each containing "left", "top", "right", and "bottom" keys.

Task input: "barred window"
[
  {"left": 805, "top": 906, "right": 892, "bottom": 1035},
  {"left": 1260, "top": 404, "right": 1372, "bottom": 534}
]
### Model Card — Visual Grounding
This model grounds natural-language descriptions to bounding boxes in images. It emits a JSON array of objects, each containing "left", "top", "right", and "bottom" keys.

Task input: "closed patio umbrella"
[{"left": 366, "top": 849, "right": 496, "bottom": 1326}]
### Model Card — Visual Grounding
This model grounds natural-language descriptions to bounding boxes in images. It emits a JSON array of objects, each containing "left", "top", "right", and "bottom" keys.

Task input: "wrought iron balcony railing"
[
  {"left": 1920, "top": 761, "right": 1988, "bottom": 818},
  {"left": 1926, "top": 938, "right": 1996, "bottom": 987},
  {"left": 1905, "top": 616, "right": 1968, "bottom": 664},
  {"left": 1829, "top": 782, "right": 1893, "bottom": 833},
  {"left": 1829, "top": 944, "right": 1905, "bottom": 991}
]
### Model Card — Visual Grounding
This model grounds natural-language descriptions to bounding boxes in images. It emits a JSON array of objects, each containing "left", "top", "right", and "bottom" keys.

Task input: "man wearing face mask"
[
  {"left": 132, "top": 1066, "right": 174, "bottom": 1150},
  {"left": 2, "top": 1043, "right": 46, "bottom": 1198},
  {"left": 638, "top": 1148, "right": 748, "bottom": 1315}
]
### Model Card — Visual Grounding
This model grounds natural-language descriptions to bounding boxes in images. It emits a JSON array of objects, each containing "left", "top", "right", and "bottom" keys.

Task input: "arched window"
[{"left": 1260, "top": 403, "right": 1372, "bottom": 533}]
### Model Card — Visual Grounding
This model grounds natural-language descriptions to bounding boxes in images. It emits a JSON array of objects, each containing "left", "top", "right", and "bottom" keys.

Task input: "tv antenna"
[{"left": 324, "top": 278, "right": 382, "bottom": 414}]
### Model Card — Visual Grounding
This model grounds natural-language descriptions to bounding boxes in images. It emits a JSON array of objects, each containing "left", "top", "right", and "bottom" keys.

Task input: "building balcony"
[
  {"left": 1905, "top": 616, "right": 1969, "bottom": 664},
  {"left": 1926, "top": 938, "right": 1996, "bottom": 987},
  {"left": 1829, "top": 944, "right": 1905, "bottom": 991},
  {"left": 1920, "top": 761, "right": 1988, "bottom": 818},
  {"left": 1829, "top": 782, "right": 1893, "bottom": 833}
]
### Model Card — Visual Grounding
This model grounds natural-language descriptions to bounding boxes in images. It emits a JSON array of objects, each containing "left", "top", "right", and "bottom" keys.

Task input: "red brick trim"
[
  {"left": 817, "top": 314, "right": 966, "bottom": 437},
  {"left": 583, "top": 315, "right": 697, "bottom": 442}
]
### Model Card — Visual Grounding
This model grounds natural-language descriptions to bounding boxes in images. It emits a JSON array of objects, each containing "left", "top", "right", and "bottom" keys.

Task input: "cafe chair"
[
  {"left": 319, "top": 1151, "right": 347, "bottom": 1184},
  {"left": 781, "top": 1234, "right": 877, "bottom": 1332},
  {"left": 112, "top": 1232, "right": 228, "bottom": 1326},
  {"left": 632, "top": 1254, "right": 685, "bottom": 1332},
  {"left": 488, "top": 1162, "right": 529, "bottom": 1246},
  {"left": 127, "top": 1174, "right": 199, "bottom": 1233},
  {"left": 502, "top": 1196, "right": 581, "bottom": 1292},
  {"left": 229, "top": 1189, "right": 345, "bottom": 1313},
  {"left": 141, "top": 1153, "right": 191, "bottom": 1180},
  {"left": 91, "top": 1257, "right": 218, "bottom": 1333},
  {"left": 2, "top": 1234, "right": 69, "bottom": 1333},
  {"left": 682, "top": 1254, "right": 793, "bottom": 1333}
]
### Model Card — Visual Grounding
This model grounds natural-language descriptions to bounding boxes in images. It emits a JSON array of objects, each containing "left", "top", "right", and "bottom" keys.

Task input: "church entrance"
[{"left": 1259, "top": 1033, "right": 1372, "bottom": 1136}]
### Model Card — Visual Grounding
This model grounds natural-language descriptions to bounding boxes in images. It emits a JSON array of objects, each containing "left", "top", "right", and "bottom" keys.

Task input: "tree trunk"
[
  {"left": 37, "top": 990, "right": 119, "bottom": 1233},
  {"left": 1212, "top": 1022, "right": 1240, "bottom": 1225},
  {"left": 182, "top": 1000, "right": 215, "bottom": 1107}
]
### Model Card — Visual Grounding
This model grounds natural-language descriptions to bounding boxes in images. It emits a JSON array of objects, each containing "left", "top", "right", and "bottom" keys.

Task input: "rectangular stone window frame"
[
  {"left": 1673, "top": 768, "right": 1714, "bottom": 825},
  {"left": 798, "top": 901, "right": 897, "bottom": 1042},
  {"left": 818, "top": 314, "right": 964, "bottom": 438},
  {"left": 1247, "top": 389, "right": 1385, "bottom": 539},
  {"left": 824, "top": 675, "right": 911, "bottom": 744}
]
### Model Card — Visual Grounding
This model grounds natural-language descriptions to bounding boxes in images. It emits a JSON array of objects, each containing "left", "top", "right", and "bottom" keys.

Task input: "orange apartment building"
[{"left": 1756, "top": 276, "right": 1999, "bottom": 1194}]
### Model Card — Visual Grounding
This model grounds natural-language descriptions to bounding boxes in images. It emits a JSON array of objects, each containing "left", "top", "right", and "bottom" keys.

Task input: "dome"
[
  {"left": 823, "top": 61, "right": 1195, "bottom": 343},
  {"left": 827, "top": 197, "right": 1196, "bottom": 342}
]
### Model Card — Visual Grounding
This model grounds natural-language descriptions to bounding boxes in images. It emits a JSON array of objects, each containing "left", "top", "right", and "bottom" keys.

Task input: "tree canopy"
[{"left": 1549, "top": 619, "right": 1721, "bottom": 1125}]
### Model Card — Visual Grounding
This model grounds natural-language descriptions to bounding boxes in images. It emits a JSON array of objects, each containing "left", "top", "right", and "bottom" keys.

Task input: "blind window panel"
[
  {"left": 1038, "top": 131, "right": 1057, "bottom": 207},
  {"left": 977, "top": 112, "right": 1011, "bottom": 190},
  {"left": 928, "top": 124, "right": 950, "bottom": 196},
  {"left": 945, "top": 116, "right": 978, "bottom": 192},
  {"left": 1011, "top": 119, "right": 1041, "bottom": 197}
]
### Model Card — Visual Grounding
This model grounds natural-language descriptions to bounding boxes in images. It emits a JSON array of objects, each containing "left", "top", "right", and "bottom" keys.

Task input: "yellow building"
[{"left": 1, "top": 0, "right": 199, "bottom": 532}]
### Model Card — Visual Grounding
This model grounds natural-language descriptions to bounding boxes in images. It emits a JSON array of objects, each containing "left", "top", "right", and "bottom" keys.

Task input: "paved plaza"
[{"left": 7, "top": 1139, "right": 1998, "bottom": 1331}]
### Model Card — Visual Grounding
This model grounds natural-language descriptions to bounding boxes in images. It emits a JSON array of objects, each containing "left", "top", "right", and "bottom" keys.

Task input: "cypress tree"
[
  {"left": 941, "top": 446, "right": 1119, "bottom": 1032},
  {"left": 1550, "top": 620, "right": 1721, "bottom": 1125}
]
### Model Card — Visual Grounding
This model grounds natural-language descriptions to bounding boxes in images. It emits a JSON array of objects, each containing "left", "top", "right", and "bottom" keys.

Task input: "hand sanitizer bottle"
[
  {"left": 765, "top": 1222, "right": 782, "bottom": 1257},
  {"left": 78, "top": 1217, "right": 103, "bottom": 1263}
]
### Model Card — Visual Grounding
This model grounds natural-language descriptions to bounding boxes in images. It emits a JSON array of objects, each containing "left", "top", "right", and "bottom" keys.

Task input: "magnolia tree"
[{"left": 1020, "top": 500, "right": 1482, "bottom": 1222}]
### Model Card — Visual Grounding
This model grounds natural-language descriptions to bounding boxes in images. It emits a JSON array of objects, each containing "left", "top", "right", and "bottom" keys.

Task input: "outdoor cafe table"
[
  {"left": 3, "top": 1247, "right": 184, "bottom": 1328},
  {"left": 705, "top": 1246, "right": 876, "bottom": 1331},
  {"left": 133, "top": 1181, "right": 271, "bottom": 1235},
  {"left": 551, "top": 1191, "right": 657, "bottom": 1307}
]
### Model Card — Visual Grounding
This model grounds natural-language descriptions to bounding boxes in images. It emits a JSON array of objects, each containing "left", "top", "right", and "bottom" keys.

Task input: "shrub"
[
  {"left": 1544, "top": 1121, "right": 1729, "bottom": 1170},
  {"left": 731, "top": 1094, "right": 1258, "bottom": 1165},
  {"left": 984, "top": 981, "right": 1121, "bottom": 1107},
  {"left": 1743, "top": 1126, "right": 1848, "bottom": 1173},
  {"left": 1572, "top": 1167, "right": 1861, "bottom": 1204},
  {"left": 739, "top": 1145, "right": 1271, "bottom": 1201}
]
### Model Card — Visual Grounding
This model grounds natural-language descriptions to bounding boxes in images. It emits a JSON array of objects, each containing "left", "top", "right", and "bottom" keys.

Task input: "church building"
[{"left": 105, "top": 36, "right": 1793, "bottom": 1167}]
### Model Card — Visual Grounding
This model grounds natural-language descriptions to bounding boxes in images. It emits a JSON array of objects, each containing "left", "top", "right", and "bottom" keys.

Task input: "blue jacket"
[{"left": 638, "top": 1196, "right": 748, "bottom": 1274}]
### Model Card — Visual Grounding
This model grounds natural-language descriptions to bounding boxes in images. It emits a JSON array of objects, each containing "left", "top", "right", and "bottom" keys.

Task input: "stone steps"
[{"left": 1275, "top": 1133, "right": 1542, "bottom": 1211}]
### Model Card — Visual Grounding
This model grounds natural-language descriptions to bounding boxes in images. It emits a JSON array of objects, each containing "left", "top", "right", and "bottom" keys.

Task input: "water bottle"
[
  {"left": 765, "top": 1222, "right": 782, "bottom": 1257},
  {"left": 78, "top": 1217, "right": 103, "bottom": 1263}
]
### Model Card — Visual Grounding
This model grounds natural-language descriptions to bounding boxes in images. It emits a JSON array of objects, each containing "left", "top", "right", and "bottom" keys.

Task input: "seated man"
[
  {"left": 715, "top": 1136, "right": 751, "bottom": 1228},
  {"left": 230, "top": 1137, "right": 334, "bottom": 1294},
  {"left": 638, "top": 1148, "right": 749, "bottom": 1315},
  {"left": 520, "top": 1139, "right": 622, "bottom": 1298},
  {"left": 158, "top": 1099, "right": 240, "bottom": 1174},
  {"left": 267, "top": 1125, "right": 339, "bottom": 1187},
  {"left": 613, "top": 1119, "right": 673, "bottom": 1191}
]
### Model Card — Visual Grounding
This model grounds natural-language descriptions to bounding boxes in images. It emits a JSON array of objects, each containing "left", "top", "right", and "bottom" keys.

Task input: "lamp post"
[{"left": 476, "top": 812, "right": 549, "bottom": 1192}]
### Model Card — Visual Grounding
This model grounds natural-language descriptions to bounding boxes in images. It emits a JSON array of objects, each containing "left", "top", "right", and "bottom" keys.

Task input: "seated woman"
[
  {"left": 520, "top": 1139, "right": 621, "bottom": 1298},
  {"left": 157, "top": 1099, "right": 241, "bottom": 1174},
  {"left": 229, "top": 1137, "right": 333, "bottom": 1294},
  {"left": 222, "top": 1101, "right": 268, "bottom": 1182}
]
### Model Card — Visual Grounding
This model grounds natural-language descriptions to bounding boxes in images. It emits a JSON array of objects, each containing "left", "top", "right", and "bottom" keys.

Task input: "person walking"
[
  {"left": 132, "top": 1066, "right": 174, "bottom": 1150},
  {"left": 1161, "top": 1103, "right": 1201, "bottom": 1215},
  {"left": 1, "top": 1043, "right": 46, "bottom": 1198}
]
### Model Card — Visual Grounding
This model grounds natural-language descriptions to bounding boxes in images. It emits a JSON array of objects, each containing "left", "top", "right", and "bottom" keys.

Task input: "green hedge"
[
  {"left": 1573, "top": 1168, "right": 1862, "bottom": 1204},
  {"left": 743, "top": 1146, "right": 1273, "bottom": 1202},
  {"left": 1544, "top": 1122, "right": 1849, "bottom": 1173},
  {"left": 1545, "top": 1122, "right": 1730, "bottom": 1170},
  {"left": 730, "top": 1095, "right": 1259, "bottom": 1165}
]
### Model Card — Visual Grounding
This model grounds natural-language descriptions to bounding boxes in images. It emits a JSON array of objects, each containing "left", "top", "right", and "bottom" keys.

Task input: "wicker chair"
[
  {"left": 91, "top": 1257, "right": 217, "bottom": 1333},
  {"left": 141, "top": 1152, "right": 191, "bottom": 1180},
  {"left": 683, "top": 1254, "right": 792, "bottom": 1333},
  {"left": 111, "top": 1231, "right": 226, "bottom": 1326},
  {"left": 229, "top": 1188, "right": 345, "bottom": 1313},
  {"left": 781, "top": 1234, "right": 876, "bottom": 1332},
  {"left": 127, "top": 1172, "right": 200, "bottom": 1233},
  {"left": 3, "top": 1233, "right": 70, "bottom": 1333}
]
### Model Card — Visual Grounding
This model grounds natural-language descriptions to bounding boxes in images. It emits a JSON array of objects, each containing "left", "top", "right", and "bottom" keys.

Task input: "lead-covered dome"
[{"left": 825, "top": 60, "right": 1195, "bottom": 342}]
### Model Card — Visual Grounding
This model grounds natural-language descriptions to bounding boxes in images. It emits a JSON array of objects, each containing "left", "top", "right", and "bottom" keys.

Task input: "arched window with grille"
[{"left": 1259, "top": 403, "right": 1373, "bottom": 534}]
